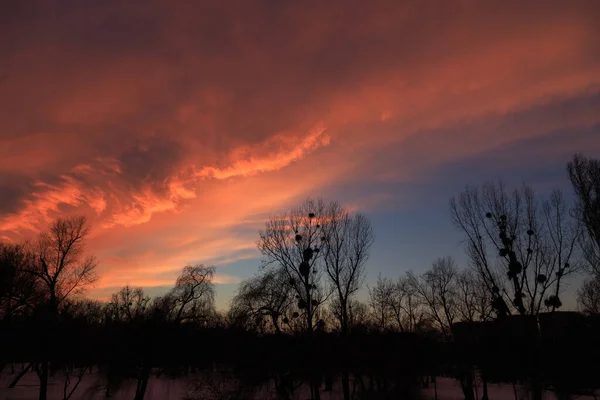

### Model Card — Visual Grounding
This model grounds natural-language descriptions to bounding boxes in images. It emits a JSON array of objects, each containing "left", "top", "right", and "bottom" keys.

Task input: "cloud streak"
[{"left": 195, "top": 124, "right": 329, "bottom": 180}]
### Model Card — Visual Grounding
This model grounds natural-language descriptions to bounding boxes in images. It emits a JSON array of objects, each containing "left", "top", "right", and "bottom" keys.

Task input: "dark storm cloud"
[
  {"left": 117, "top": 136, "right": 184, "bottom": 184},
  {"left": 0, "top": 173, "right": 35, "bottom": 215}
]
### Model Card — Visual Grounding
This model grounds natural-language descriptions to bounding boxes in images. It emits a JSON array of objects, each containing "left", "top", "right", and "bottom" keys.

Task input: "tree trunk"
[
  {"left": 324, "top": 373, "right": 333, "bottom": 391},
  {"left": 39, "top": 361, "right": 49, "bottom": 400},
  {"left": 134, "top": 364, "right": 151, "bottom": 400},
  {"left": 8, "top": 362, "right": 33, "bottom": 388},
  {"left": 340, "top": 297, "right": 349, "bottom": 334},
  {"left": 311, "top": 375, "right": 321, "bottom": 400},
  {"left": 481, "top": 374, "right": 489, "bottom": 400},
  {"left": 422, "top": 375, "right": 429, "bottom": 388},
  {"left": 458, "top": 367, "right": 475, "bottom": 400},
  {"left": 273, "top": 373, "right": 291, "bottom": 400},
  {"left": 341, "top": 371, "right": 351, "bottom": 400},
  {"left": 530, "top": 379, "right": 543, "bottom": 400}
]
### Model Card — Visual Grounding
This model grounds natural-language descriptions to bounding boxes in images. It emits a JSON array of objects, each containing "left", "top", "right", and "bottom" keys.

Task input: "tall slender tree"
[
  {"left": 407, "top": 257, "right": 459, "bottom": 339},
  {"left": 321, "top": 202, "right": 374, "bottom": 335},
  {"left": 568, "top": 153, "right": 600, "bottom": 272},
  {"left": 450, "top": 182, "right": 581, "bottom": 317},
  {"left": 320, "top": 204, "right": 373, "bottom": 400},
  {"left": 31, "top": 216, "right": 98, "bottom": 400},
  {"left": 257, "top": 198, "right": 328, "bottom": 334},
  {"left": 451, "top": 182, "right": 582, "bottom": 400},
  {"left": 257, "top": 198, "right": 374, "bottom": 400}
]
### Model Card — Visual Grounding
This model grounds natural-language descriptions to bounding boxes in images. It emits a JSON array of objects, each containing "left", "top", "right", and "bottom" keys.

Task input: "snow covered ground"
[
  {"left": 420, "top": 378, "right": 597, "bottom": 400},
  {"left": 1, "top": 372, "right": 597, "bottom": 400},
  {"left": 0, "top": 371, "right": 187, "bottom": 400}
]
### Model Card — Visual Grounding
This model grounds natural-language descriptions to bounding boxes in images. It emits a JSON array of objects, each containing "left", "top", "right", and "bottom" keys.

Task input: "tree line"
[{"left": 0, "top": 153, "right": 599, "bottom": 400}]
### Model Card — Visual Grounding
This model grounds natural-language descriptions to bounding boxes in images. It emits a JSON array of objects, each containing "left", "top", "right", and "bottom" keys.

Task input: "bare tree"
[
  {"left": 450, "top": 182, "right": 581, "bottom": 317},
  {"left": 451, "top": 269, "right": 495, "bottom": 400},
  {"left": 329, "top": 298, "right": 372, "bottom": 332},
  {"left": 149, "top": 264, "right": 216, "bottom": 325},
  {"left": 106, "top": 285, "right": 150, "bottom": 323},
  {"left": 257, "top": 198, "right": 328, "bottom": 334},
  {"left": 167, "top": 264, "right": 216, "bottom": 324},
  {"left": 258, "top": 198, "right": 339, "bottom": 400},
  {"left": 229, "top": 269, "right": 293, "bottom": 333},
  {"left": 391, "top": 276, "right": 428, "bottom": 333},
  {"left": 321, "top": 202, "right": 374, "bottom": 335},
  {"left": 133, "top": 264, "right": 216, "bottom": 400},
  {"left": 368, "top": 274, "right": 394, "bottom": 331},
  {"left": 578, "top": 275, "right": 600, "bottom": 315},
  {"left": 455, "top": 269, "right": 494, "bottom": 323},
  {"left": 368, "top": 275, "right": 427, "bottom": 333},
  {"left": 346, "top": 299, "right": 371, "bottom": 329},
  {"left": 407, "top": 257, "right": 459, "bottom": 339},
  {"left": 409, "top": 258, "right": 484, "bottom": 400},
  {"left": 60, "top": 298, "right": 104, "bottom": 328},
  {"left": 568, "top": 153, "right": 600, "bottom": 273},
  {"left": 0, "top": 242, "right": 41, "bottom": 320},
  {"left": 102, "top": 286, "right": 152, "bottom": 399},
  {"left": 33, "top": 216, "right": 98, "bottom": 313},
  {"left": 29, "top": 216, "right": 97, "bottom": 400}
]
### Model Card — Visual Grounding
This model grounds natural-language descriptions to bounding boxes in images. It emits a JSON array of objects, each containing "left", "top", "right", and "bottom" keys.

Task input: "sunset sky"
[{"left": 1, "top": 1, "right": 599, "bottom": 309}]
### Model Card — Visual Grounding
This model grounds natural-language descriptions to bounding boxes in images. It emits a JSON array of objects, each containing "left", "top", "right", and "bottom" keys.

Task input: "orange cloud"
[
  {"left": 195, "top": 124, "right": 330, "bottom": 180},
  {"left": 0, "top": 123, "right": 329, "bottom": 233},
  {"left": 0, "top": 174, "right": 106, "bottom": 233}
]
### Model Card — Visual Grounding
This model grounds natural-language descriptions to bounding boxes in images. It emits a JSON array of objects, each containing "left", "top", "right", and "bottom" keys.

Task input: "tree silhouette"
[
  {"left": 229, "top": 269, "right": 293, "bottom": 333},
  {"left": 369, "top": 274, "right": 395, "bottom": 331},
  {"left": 321, "top": 202, "right": 374, "bottom": 336},
  {"left": 407, "top": 257, "right": 459, "bottom": 340},
  {"left": 578, "top": 274, "right": 600, "bottom": 315},
  {"left": 455, "top": 269, "right": 494, "bottom": 323},
  {"left": 451, "top": 182, "right": 584, "bottom": 400},
  {"left": 568, "top": 154, "right": 600, "bottom": 326},
  {"left": 568, "top": 153, "right": 600, "bottom": 273},
  {"left": 0, "top": 242, "right": 41, "bottom": 320},
  {"left": 257, "top": 198, "right": 331, "bottom": 400},
  {"left": 450, "top": 182, "right": 581, "bottom": 317},
  {"left": 257, "top": 198, "right": 328, "bottom": 335},
  {"left": 369, "top": 274, "right": 429, "bottom": 333},
  {"left": 167, "top": 264, "right": 216, "bottom": 324},
  {"left": 319, "top": 202, "right": 373, "bottom": 400},
  {"left": 106, "top": 285, "right": 150, "bottom": 323},
  {"left": 131, "top": 264, "right": 217, "bottom": 400},
  {"left": 328, "top": 298, "right": 372, "bottom": 332},
  {"left": 30, "top": 216, "right": 97, "bottom": 400}
]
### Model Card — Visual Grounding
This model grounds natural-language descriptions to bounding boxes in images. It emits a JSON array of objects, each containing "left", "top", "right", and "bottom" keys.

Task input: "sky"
[{"left": 1, "top": 1, "right": 599, "bottom": 310}]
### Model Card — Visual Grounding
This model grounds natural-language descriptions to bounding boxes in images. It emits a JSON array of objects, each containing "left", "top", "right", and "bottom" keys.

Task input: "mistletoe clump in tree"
[
  {"left": 257, "top": 199, "right": 327, "bottom": 333},
  {"left": 451, "top": 182, "right": 581, "bottom": 318}
]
